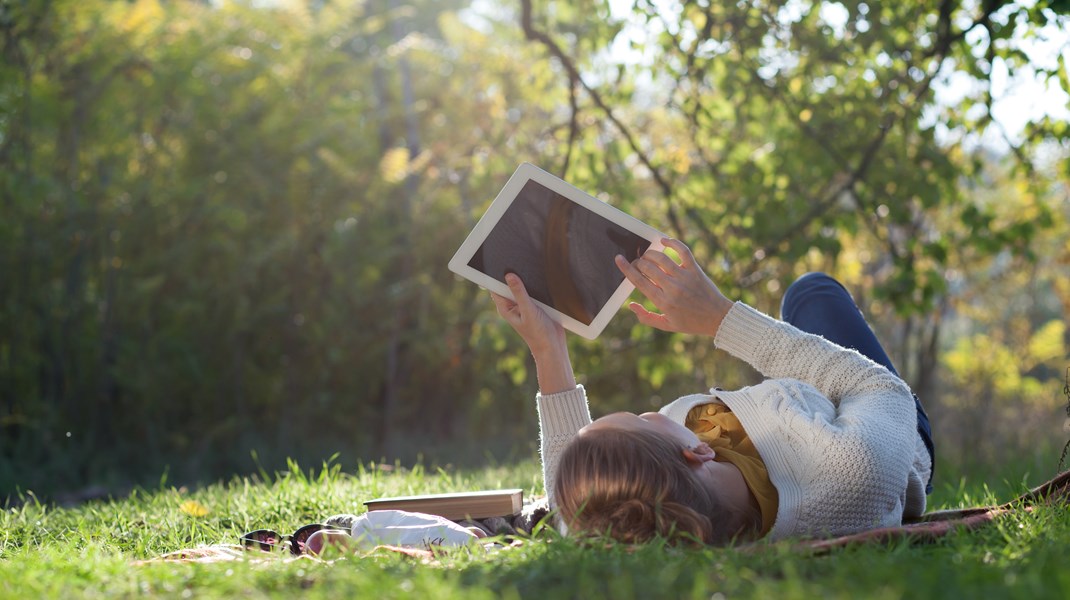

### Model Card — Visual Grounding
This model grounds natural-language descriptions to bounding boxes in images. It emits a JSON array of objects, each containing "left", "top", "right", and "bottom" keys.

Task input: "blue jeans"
[{"left": 780, "top": 272, "right": 934, "bottom": 493}]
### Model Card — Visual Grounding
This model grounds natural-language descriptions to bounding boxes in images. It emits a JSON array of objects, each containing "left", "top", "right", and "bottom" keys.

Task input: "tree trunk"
[{"left": 374, "top": 0, "right": 421, "bottom": 460}]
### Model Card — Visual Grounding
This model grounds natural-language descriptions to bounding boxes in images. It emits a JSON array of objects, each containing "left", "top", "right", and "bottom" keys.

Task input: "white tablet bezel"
[{"left": 448, "top": 162, "right": 666, "bottom": 340}]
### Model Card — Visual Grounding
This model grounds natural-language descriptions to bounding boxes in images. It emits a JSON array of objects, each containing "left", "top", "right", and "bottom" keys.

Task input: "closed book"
[{"left": 363, "top": 488, "right": 524, "bottom": 521}]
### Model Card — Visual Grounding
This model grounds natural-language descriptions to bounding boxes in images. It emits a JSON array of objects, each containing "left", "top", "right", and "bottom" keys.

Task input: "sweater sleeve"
[
  {"left": 714, "top": 302, "right": 914, "bottom": 428},
  {"left": 536, "top": 385, "right": 592, "bottom": 515}
]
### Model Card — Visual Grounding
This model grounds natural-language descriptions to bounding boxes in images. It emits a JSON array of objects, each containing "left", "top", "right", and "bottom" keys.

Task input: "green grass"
[{"left": 2, "top": 458, "right": 1069, "bottom": 599}]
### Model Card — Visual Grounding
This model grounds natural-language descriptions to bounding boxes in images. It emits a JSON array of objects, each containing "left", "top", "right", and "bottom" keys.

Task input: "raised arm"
[
  {"left": 617, "top": 239, "right": 912, "bottom": 419},
  {"left": 714, "top": 303, "right": 913, "bottom": 414},
  {"left": 491, "top": 274, "right": 589, "bottom": 514}
]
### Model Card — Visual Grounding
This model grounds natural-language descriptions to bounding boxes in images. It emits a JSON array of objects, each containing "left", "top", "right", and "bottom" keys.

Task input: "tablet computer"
[{"left": 448, "top": 163, "right": 666, "bottom": 340}]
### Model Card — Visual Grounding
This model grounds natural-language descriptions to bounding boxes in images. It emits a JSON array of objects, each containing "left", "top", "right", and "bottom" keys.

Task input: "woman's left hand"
[{"left": 615, "top": 238, "right": 735, "bottom": 338}]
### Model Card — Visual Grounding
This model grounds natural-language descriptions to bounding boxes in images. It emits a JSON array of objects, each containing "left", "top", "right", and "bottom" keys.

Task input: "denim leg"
[{"left": 780, "top": 272, "right": 934, "bottom": 493}]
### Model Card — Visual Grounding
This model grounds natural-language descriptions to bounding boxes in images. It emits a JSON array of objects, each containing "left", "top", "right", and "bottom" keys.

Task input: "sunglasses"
[{"left": 240, "top": 523, "right": 349, "bottom": 556}]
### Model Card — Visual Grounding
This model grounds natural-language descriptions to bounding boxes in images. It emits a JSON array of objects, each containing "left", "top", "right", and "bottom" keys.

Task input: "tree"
[
  {"left": 513, "top": 0, "right": 1069, "bottom": 400},
  {"left": 1, "top": 0, "right": 1066, "bottom": 497}
]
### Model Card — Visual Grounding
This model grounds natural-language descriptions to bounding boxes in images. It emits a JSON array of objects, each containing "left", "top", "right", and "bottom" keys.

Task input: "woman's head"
[{"left": 554, "top": 413, "right": 751, "bottom": 546}]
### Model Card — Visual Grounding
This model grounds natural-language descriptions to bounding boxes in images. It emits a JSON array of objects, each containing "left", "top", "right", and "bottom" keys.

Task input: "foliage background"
[{"left": 0, "top": 0, "right": 1067, "bottom": 500}]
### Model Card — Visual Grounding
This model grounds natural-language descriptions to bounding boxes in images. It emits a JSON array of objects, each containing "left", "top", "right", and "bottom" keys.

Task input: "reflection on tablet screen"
[{"left": 467, "top": 180, "right": 651, "bottom": 325}]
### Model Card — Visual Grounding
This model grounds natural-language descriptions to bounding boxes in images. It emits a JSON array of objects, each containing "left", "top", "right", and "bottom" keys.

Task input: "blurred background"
[{"left": 1, "top": 0, "right": 1067, "bottom": 501}]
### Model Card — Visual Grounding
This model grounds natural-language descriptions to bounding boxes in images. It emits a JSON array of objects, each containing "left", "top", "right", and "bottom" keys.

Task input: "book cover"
[{"left": 363, "top": 489, "right": 524, "bottom": 521}]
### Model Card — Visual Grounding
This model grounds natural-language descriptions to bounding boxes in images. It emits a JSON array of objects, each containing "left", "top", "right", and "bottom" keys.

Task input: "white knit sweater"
[{"left": 536, "top": 302, "right": 931, "bottom": 541}]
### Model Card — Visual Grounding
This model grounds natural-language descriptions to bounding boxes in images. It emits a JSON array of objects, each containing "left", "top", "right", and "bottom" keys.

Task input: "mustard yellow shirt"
[{"left": 685, "top": 402, "right": 779, "bottom": 536}]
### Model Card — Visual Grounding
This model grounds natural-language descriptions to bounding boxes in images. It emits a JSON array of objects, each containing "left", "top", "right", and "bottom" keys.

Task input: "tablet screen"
[{"left": 467, "top": 179, "right": 652, "bottom": 325}]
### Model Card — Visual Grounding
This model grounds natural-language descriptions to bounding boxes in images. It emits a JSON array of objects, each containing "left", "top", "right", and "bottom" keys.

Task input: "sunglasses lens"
[
  {"left": 241, "top": 530, "right": 280, "bottom": 552},
  {"left": 291, "top": 524, "right": 325, "bottom": 555},
  {"left": 242, "top": 524, "right": 348, "bottom": 555}
]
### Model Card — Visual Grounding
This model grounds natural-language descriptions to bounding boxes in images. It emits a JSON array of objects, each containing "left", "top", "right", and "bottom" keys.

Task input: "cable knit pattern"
[
  {"left": 536, "top": 302, "right": 930, "bottom": 541},
  {"left": 536, "top": 385, "right": 592, "bottom": 513}
]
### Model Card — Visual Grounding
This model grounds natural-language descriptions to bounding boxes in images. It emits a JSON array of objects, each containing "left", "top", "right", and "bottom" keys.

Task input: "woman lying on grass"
[{"left": 490, "top": 238, "right": 934, "bottom": 545}]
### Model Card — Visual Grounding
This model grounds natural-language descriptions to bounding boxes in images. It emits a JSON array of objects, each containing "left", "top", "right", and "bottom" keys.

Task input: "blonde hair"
[{"left": 554, "top": 427, "right": 752, "bottom": 546}]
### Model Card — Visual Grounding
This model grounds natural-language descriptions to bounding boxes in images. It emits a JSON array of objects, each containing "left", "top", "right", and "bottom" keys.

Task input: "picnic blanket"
[
  {"left": 132, "top": 543, "right": 445, "bottom": 565},
  {"left": 787, "top": 468, "right": 1070, "bottom": 554}
]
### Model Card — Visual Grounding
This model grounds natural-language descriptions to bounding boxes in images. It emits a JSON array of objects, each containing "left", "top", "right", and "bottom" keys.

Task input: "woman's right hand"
[
  {"left": 491, "top": 274, "right": 576, "bottom": 394},
  {"left": 490, "top": 273, "right": 566, "bottom": 358}
]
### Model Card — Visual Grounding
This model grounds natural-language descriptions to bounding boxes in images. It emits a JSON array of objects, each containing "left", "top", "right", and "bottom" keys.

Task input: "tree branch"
[
  {"left": 518, "top": 0, "right": 686, "bottom": 240},
  {"left": 732, "top": 0, "right": 974, "bottom": 279},
  {"left": 561, "top": 69, "right": 579, "bottom": 178}
]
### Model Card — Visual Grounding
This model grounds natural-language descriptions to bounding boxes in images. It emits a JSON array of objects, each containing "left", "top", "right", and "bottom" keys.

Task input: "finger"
[
  {"left": 632, "top": 256, "right": 671, "bottom": 287},
  {"left": 642, "top": 250, "right": 682, "bottom": 274},
  {"left": 616, "top": 255, "right": 662, "bottom": 299},
  {"left": 504, "top": 273, "right": 535, "bottom": 308},
  {"left": 490, "top": 292, "right": 518, "bottom": 317},
  {"left": 637, "top": 255, "right": 692, "bottom": 298},
  {"left": 660, "top": 238, "right": 699, "bottom": 270},
  {"left": 627, "top": 302, "right": 673, "bottom": 331}
]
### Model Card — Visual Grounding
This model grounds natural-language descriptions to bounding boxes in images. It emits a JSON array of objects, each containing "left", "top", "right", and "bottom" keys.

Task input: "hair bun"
[
  {"left": 602, "top": 499, "right": 711, "bottom": 545},
  {"left": 607, "top": 499, "right": 657, "bottom": 542},
  {"left": 654, "top": 500, "right": 713, "bottom": 544}
]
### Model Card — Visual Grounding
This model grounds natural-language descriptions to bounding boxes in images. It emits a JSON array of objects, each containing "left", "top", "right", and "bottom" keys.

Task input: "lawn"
[{"left": 2, "top": 457, "right": 1069, "bottom": 599}]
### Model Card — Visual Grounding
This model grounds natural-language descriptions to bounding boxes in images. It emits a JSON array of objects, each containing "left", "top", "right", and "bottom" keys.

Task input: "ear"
[{"left": 681, "top": 446, "right": 716, "bottom": 466}]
